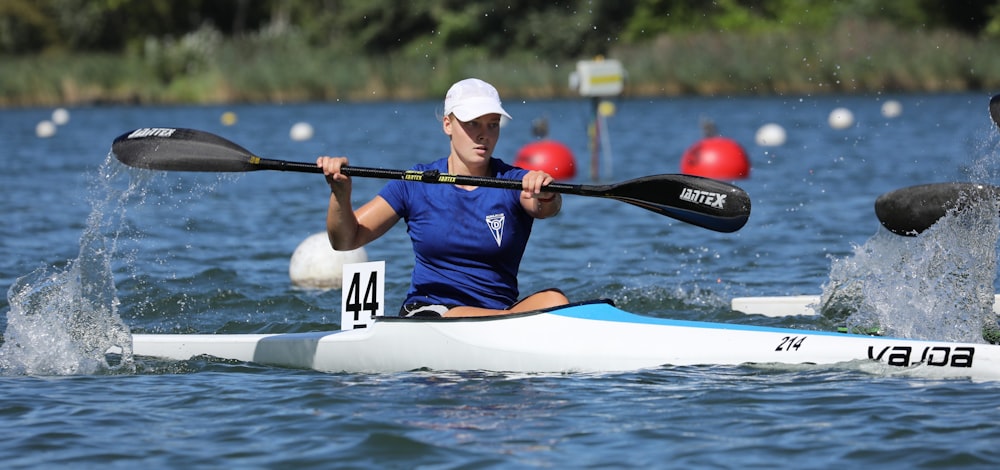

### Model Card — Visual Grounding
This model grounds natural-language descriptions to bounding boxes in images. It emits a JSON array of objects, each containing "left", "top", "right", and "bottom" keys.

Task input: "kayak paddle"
[
  {"left": 111, "top": 128, "right": 752, "bottom": 233},
  {"left": 874, "top": 94, "right": 1000, "bottom": 236},
  {"left": 874, "top": 182, "right": 997, "bottom": 235}
]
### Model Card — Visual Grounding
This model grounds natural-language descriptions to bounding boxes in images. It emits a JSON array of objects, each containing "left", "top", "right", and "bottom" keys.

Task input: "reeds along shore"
[{"left": 4, "top": 21, "right": 1000, "bottom": 108}]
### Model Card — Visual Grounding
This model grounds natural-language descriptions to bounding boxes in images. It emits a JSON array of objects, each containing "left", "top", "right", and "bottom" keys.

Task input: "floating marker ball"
[
  {"left": 754, "top": 123, "right": 786, "bottom": 146},
  {"left": 514, "top": 140, "right": 577, "bottom": 180},
  {"left": 828, "top": 107, "right": 855, "bottom": 129},
  {"left": 51, "top": 108, "right": 70, "bottom": 125},
  {"left": 35, "top": 120, "right": 56, "bottom": 138},
  {"left": 289, "top": 232, "right": 368, "bottom": 289},
  {"left": 221, "top": 111, "right": 238, "bottom": 126},
  {"left": 290, "top": 122, "right": 314, "bottom": 141},
  {"left": 881, "top": 100, "right": 902, "bottom": 118},
  {"left": 680, "top": 137, "right": 750, "bottom": 180}
]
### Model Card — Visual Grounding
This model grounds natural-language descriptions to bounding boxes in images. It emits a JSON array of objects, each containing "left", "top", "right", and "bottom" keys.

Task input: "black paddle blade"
[
  {"left": 112, "top": 128, "right": 260, "bottom": 172},
  {"left": 875, "top": 182, "right": 997, "bottom": 236},
  {"left": 599, "top": 174, "right": 751, "bottom": 233}
]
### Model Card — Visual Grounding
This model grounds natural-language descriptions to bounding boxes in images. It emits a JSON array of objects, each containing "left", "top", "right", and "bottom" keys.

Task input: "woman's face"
[{"left": 444, "top": 113, "right": 502, "bottom": 165}]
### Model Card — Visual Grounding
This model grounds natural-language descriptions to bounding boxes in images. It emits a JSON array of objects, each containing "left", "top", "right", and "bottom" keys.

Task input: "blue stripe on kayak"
[{"left": 549, "top": 302, "right": 859, "bottom": 338}]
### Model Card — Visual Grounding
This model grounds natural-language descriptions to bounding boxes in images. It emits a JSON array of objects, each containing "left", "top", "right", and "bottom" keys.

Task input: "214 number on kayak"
[{"left": 775, "top": 336, "right": 806, "bottom": 351}]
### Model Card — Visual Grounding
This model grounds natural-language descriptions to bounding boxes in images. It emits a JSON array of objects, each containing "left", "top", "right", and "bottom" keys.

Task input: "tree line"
[{"left": 3, "top": 0, "right": 998, "bottom": 60}]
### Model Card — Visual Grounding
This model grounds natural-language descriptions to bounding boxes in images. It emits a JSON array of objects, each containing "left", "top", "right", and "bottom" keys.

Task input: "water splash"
[
  {"left": 0, "top": 153, "right": 143, "bottom": 375},
  {"left": 821, "top": 130, "right": 1000, "bottom": 343},
  {"left": 822, "top": 201, "right": 999, "bottom": 342}
]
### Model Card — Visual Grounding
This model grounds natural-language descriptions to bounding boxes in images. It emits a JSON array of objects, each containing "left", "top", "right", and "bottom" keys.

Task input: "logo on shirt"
[{"left": 485, "top": 213, "right": 505, "bottom": 246}]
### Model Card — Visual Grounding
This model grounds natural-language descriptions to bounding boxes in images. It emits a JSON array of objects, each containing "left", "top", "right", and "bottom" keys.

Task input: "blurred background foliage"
[{"left": 2, "top": 0, "right": 999, "bottom": 106}]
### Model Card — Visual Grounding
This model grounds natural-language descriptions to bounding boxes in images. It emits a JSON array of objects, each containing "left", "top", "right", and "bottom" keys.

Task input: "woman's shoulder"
[
  {"left": 381, "top": 157, "right": 447, "bottom": 201},
  {"left": 491, "top": 158, "right": 528, "bottom": 178},
  {"left": 412, "top": 157, "right": 448, "bottom": 172}
]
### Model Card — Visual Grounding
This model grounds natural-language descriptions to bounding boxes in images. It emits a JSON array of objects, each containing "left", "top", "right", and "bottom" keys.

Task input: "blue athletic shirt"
[{"left": 378, "top": 157, "right": 532, "bottom": 310}]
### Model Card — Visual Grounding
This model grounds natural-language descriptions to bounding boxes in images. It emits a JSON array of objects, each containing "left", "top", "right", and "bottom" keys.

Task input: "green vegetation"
[{"left": 3, "top": 0, "right": 1000, "bottom": 107}]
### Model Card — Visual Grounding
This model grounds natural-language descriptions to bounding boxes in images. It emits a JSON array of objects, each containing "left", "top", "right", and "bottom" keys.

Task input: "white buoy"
[
  {"left": 289, "top": 232, "right": 368, "bottom": 289},
  {"left": 828, "top": 107, "right": 854, "bottom": 129},
  {"left": 51, "top": 108, "right": 70, "bottom": 125},
  {"left": 754, "top": 123, "right": 786, "bottom": 146},
  {"left": 881, "top": 100, "right": 902, "bottom": 118},
  {"left": 35, "top": 120, "right": 56, "bottom": 138},
  {"left": 290, "top": 122, "right": 314, "bottom": 141}
]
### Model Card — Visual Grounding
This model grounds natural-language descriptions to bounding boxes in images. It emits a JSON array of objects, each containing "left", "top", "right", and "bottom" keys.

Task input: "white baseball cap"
[{"left": 443, "top": 78, "right": 512, "bottom": 121}]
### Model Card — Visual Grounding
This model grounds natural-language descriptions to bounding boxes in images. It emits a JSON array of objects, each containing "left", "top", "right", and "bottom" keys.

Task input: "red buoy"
[
  {"left": 680, "top": 137, "right": 750, "bottom": 180},
  {"left": 515, "top": 140, "right": 577, "bottom": 180}
]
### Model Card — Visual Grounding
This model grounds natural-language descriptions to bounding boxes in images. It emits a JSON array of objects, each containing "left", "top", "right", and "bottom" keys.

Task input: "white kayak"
[{"left": 128, "top": 300, "right": 1000, "bottom": 380}]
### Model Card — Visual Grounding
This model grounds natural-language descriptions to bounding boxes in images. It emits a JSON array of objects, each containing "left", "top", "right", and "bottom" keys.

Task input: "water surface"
[{"left": 2, "top": 93, "right": 999, "bottom": 467}]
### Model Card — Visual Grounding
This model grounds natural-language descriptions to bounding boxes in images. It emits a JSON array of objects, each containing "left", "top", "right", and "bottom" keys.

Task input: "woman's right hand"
[{"left": 316, "top": 156, "right": 351, "bottom": 193}]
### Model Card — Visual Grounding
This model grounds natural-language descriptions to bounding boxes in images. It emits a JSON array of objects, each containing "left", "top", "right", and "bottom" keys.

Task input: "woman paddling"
[{"left": 317, "top": 78, "right": 569, "bottom": 317}]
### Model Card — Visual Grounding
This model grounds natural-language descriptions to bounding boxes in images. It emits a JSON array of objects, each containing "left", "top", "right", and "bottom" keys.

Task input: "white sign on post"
[
  {"left": 569, "top": 58, "right": 625, "bottom": 97},
  {"left": 340, "top": 261, "right": 385, "bottom": 330}
]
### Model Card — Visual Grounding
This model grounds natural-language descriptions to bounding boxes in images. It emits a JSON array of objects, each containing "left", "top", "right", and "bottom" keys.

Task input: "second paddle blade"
[
  {"left": 112, "top": 128, "right": 260, "bottom": 172},
  {"left": 875, "top": 182, "right": 997, "bottom": 236}
]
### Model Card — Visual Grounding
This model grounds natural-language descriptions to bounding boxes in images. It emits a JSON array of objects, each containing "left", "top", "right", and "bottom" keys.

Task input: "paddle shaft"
[{"left": 252, "top": 156, "right": 608, "bottom": 196}]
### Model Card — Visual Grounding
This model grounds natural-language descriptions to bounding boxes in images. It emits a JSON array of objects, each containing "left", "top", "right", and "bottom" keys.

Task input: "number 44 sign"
[{"left": 340, "top": 261, "right": 385, "bottom": 330}]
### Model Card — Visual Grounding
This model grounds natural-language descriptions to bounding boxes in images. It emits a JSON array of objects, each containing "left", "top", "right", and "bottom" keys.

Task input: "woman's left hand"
[{"left": 521, "top": 170, "right": 556, "bottom": 200}]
